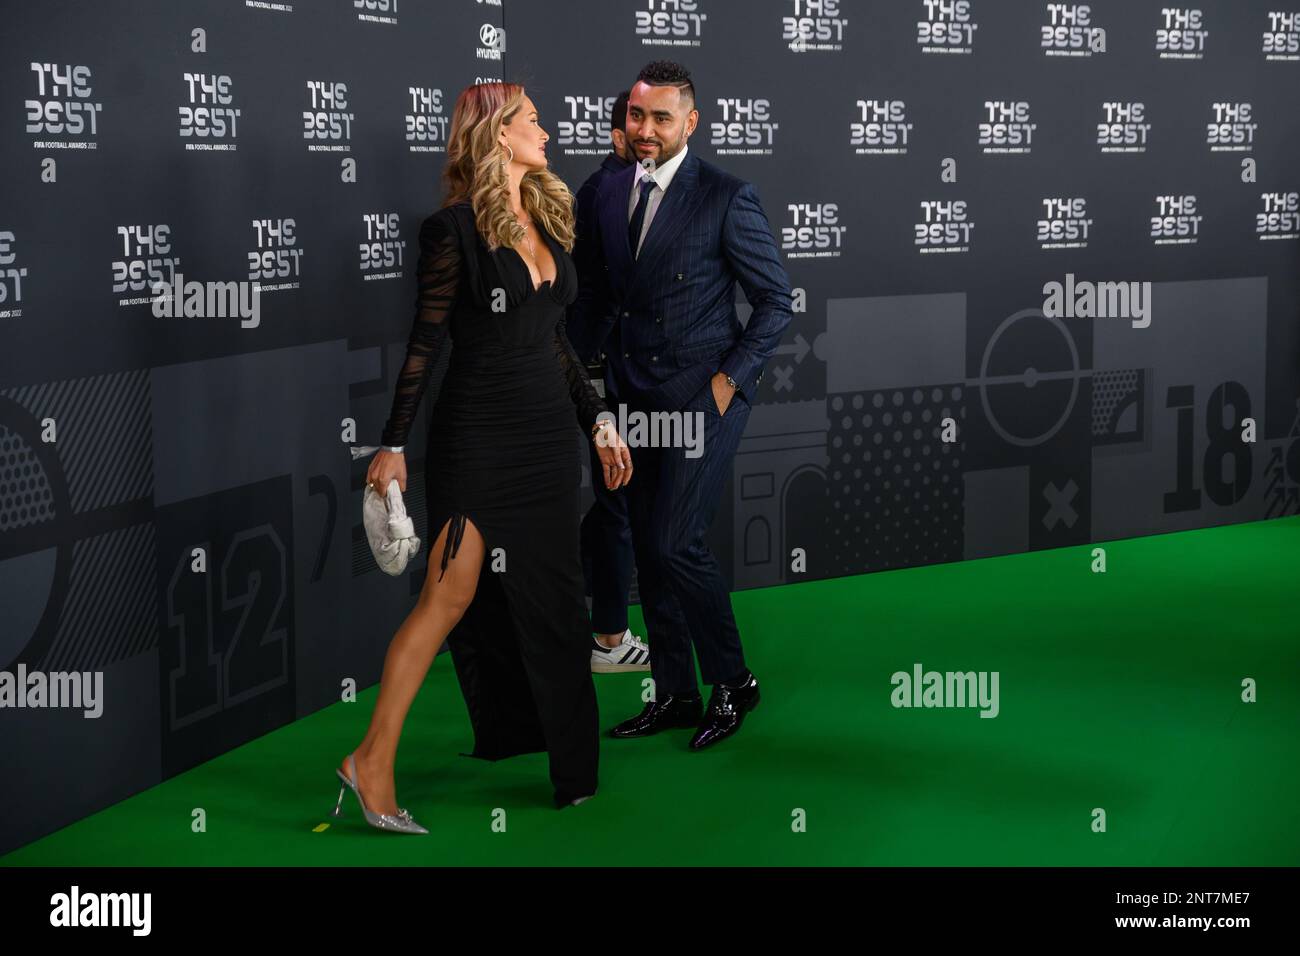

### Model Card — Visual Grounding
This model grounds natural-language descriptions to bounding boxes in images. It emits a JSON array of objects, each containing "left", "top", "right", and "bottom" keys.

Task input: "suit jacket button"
[
  {"left": 676, "top": 273, "right": 683, "bottom": 280},
  {"left": 651, "top": 355, "right": 658, "bottom": 362},
  {"left": 621, "top": 310, "right": 629, "bottom": 318},
  {"left": 624, "top": 352, "right": 630, "bottom": 359},
  {"left": 655, "top": 316, "right": 662, "bottom": 323}
]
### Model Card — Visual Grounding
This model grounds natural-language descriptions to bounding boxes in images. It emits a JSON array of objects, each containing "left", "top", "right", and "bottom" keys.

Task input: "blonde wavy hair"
[{"left": 442, "top": 83, "right": 575, "bottom": 253}]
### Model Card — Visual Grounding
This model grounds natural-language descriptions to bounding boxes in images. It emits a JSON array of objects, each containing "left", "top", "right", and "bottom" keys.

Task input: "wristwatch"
[{"left": 381, "top": 444, "right": 405, "bottom": 454}]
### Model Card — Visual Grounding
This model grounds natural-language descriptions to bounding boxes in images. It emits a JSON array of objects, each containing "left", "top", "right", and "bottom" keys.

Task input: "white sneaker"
[{"left": 591, "top": 629, "right": 651, "bottom": 673}]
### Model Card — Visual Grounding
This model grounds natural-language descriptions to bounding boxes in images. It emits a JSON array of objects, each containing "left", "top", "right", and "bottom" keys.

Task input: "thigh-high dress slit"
[{"left": 379, "top": 201, "right": 607, "bottom": 806}]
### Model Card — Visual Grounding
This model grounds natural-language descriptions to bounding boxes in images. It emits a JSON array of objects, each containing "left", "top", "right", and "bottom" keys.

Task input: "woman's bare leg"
[{"left": 341, "top": 516, "right": 486, "bottom": 816}]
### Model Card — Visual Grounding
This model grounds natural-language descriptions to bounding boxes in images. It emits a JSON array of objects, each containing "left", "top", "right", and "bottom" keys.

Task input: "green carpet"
[{"left": 5, "top": 516, "right": 1298, "bottom": 866}]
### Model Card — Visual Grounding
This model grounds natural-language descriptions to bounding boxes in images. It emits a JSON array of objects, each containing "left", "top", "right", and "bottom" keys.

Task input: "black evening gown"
[{"left": 379, "top": 199, "right": 607, "bottom": 806}]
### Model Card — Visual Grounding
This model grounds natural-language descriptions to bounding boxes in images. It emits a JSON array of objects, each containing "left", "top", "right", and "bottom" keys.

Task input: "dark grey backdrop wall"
[{"left": 1, "top": 1, "right": 1296, "bottom": 855}]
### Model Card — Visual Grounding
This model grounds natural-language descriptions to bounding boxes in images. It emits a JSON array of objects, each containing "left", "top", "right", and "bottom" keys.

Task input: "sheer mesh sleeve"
[
  {"left": 379, "top": 212, "right": 461, "bottom": 448},
  {"left": 553, "top": 313, "right": 609, "bottom": 434}
]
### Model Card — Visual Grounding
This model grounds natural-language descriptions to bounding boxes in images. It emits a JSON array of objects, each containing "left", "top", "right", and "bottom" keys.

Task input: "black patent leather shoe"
[
  {"left": 689, "top": 672, "right": 760, "bottom": 750},
  {"left": 608, "top": 693, "right": 703, "bottom": 738}
]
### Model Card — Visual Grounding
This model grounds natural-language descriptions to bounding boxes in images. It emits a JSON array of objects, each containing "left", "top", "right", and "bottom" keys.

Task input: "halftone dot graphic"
[
  {"left": 0, "top": 426, "right": 54, "bottom": 531},
  {"left": 1092, "top": 368, "right": 1144, "bottom": 443},
  {"left": 827, "top": 386, "right": 965, "bottom": 573}
]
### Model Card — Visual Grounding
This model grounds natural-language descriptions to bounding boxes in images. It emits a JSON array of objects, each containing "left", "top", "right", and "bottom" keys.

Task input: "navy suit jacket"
[
  {"left": 566, "top": 151, "right": 632, "bottom": 363},
  {"left": 571, "top": 150, "right": 793, "bottom": 413}
]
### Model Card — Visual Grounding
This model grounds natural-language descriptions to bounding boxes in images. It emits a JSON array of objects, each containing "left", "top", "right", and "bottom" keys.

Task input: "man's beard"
[{"left": 635, "top": 135, "right": 681, "bottom": 165}]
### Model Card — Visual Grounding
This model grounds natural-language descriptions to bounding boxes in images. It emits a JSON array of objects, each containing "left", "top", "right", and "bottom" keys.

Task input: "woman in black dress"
[{"left": 333, "top": 83, "right": 633, "bottom": 832}]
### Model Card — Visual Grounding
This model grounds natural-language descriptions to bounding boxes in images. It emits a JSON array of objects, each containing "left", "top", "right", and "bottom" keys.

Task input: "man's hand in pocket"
[{"left": 711, "top": 371, "right": 736, "bottom": 415}]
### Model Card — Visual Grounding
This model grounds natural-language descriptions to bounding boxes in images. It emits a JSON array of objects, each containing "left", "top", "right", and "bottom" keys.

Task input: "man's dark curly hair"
[
  {"left": 636, "top": 60, "right": 696, "bottom": 108},
  {"left": 611, "top": 89, "right": 630, "bottom": 131}
]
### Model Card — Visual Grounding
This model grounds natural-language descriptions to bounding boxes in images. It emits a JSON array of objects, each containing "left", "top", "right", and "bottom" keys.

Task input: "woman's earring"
[{"left": 501, "top": 144, "right": 514, "bottom": 169}]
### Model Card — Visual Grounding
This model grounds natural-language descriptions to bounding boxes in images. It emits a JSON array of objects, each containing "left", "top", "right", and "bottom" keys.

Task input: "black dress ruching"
[{"left": 379, "top": 199, "right": 606, "bottom": 806}]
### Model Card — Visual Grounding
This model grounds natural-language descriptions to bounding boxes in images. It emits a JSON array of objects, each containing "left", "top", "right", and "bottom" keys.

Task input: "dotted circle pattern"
[
  {"left": 1091, "top": 368, "right": 1140, "bottom": 438},
  {"left": 827, "top": 386, "right": 966, "bottom": 573},
  {"left": 0, "top": 427, "right": 55, "bottom": 531}
]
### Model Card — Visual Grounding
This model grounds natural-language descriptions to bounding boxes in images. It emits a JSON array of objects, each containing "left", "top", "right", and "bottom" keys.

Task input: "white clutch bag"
[{"left": 351, "top": 445, "right": 422, "bottom": 576}]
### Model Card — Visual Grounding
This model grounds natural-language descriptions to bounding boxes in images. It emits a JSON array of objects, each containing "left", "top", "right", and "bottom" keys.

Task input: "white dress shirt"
[{"left": 627, "top": 143, "right": 689, "bottom": 256}]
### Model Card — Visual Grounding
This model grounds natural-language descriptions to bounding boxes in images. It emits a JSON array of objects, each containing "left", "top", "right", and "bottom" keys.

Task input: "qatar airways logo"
[
  {"left": 1038, "top": 197, "right": 1091, "bottom": 250},
  {"left": 1207, "top": 102, "right": 1257, "bottom": 152},
  {"left": 1151, "top": 195, "right": 1201, "bottom": 245},
  {"left": 783, "top": 0, "right": 847, "bottom": 53},
  {"left": 979, "top": 101, "right": 1035, "bottom": 154},
  {"left": 558, "top": 94, "right": 616, "bottom": 155},
  {"left": 406, "top": 86, "right": 447, "bottom": 153},
  {"left": 783, "top": 203, "right": 846, "bottom": 258},
  {"left": 25, "top": 63, "right": 103, "bottom": 147},
  {"left": 1156, "top": 8, "right": 1208, "bottom": 59},
  {"left": 354, "top": 0, "right": 398, "bottom": 25},
  {"left": 1042, "top": 4, "right": 1106, "bottom": 57},
  {"left": 179, "top": 73, "right": 239, "bottom": 149},
  {"left": 360, "top": 213, "right": 406, "bottom": 279},
  {"left": 636, "top": 0, "right": 706, "bottom": 47},
  {"left": 0, "top": 231, "right": 27, "bottom": 318},
  {"left": 1257, "top": 191, "right": 1299, "bottom": 240},
  {"left": 712, "top": 97, "right": 777, "bottom": 155},
  {"left": 1263, "top": 11, "right": 1300, "bottom": 59},
  {"left": 915, "top": 200, "right": 973, "bottom": 254},
  {"left": 851, "top": 99, "right": 912, "bottom": 155},
  {"left": 249, "top": 218, "right": 303, "bottom": 292},
  {"left": 918, "top": 0, "right": 977, "bottom": 54},
  {"left": 1097, "top": 101, "right": 1151, "bottom": 153},
  {"left": 304, "top": 80, "right": 354, "bottom": 151},
  {"left": 113, "top": 225, "right": 181, "bottom": 306}
]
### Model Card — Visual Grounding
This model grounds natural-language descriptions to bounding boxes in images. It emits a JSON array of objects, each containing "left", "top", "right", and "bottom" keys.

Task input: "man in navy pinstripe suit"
[
  {"left": 567, "top": 90, "right": 654, "bottom": 677},
  {"left": 570, "top": 61, "right": 793, "bottom": 749}
]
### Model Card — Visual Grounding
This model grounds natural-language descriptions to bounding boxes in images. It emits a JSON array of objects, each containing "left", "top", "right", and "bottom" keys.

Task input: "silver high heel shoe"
[{"left": 331, "top": 753, "right": 428, "bottom": 834}]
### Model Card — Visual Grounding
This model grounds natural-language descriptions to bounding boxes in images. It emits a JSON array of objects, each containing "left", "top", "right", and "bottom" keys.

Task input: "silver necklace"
[{"left": 516, "top": 215, "right": 537, "bottom": 260}]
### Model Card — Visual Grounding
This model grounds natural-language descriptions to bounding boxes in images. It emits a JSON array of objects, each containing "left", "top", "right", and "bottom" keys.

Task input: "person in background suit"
[
  {"left": 572, "top": 61, "right": 793, "bottom": 749},
  {"left": 566, "top": 90, "right": 652, "bottom": 675}
]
